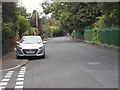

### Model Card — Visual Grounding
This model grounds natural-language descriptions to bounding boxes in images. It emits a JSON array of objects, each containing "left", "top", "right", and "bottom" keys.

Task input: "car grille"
[{"left": 23, "top": 49, "right": 38, "bottom": 54}]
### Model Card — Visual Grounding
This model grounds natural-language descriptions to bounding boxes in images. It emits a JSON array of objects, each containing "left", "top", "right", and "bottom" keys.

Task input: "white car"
[{"left": 16, "top": 36, "right": 46, "bottom": 59}]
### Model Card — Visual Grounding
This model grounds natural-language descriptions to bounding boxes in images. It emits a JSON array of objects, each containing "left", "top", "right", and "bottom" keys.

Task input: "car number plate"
[{"left": 26, "top": 51, "right": 34, "bottom": 54}]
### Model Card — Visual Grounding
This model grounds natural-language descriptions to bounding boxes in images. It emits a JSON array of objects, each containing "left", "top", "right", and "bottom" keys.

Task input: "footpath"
[
  {"left": 0, "top": 37, "right": 52, "bottom": 72},
  {"left": 0, "top": 50, "right": 28, "bottom": 72}
]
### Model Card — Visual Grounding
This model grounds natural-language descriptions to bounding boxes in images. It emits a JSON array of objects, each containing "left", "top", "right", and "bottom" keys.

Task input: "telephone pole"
[{"left": 36, "top": 9, "right": 38, "bottom": 36}]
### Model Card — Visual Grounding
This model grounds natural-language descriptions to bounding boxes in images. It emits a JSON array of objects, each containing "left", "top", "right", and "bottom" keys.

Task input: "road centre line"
[
  {"left": 17, "top": 78, "right": 24, "bottom": 81},
  {"left": 15, "top": 86, "right": 23, "bottom": 88},
  {"left": 19, "top": 71, "right": 25, "bottom": 72},
  {"left": 18, "top": 75, "right": 25, "bottom": 77},
  {"left": 21, "top": 67, "right": 26, "bottom": 69},
  {"left": 21, "top": 69, "right": 26, "bottom": 71},
  {"left": 15, "top": 66, "right": 27, "bottom": 89},
  {"left": 16, "top": 81, "right": 24, "bottom": 85},
  {"left": 19, "top": 72, "right": 25, "bottom": 75}
]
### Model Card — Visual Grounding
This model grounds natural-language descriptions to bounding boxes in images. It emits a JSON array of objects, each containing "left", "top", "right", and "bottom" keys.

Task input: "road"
[{"left": 1, "top": 36, "right": 118, "bottom": 89}]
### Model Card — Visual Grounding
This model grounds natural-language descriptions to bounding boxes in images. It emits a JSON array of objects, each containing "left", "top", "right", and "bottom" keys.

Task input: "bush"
[
  {"left": 16, "top": 16, "right": 31, "bottom": 38},
  {"left": 49, "top": 26, "right": 61, "bottom": 37},
  {"left": 92, "top": 28, "right": 100, "bottom": 44},
  {"left": 2, "top": 23, "right": 15, "bottom": 41}
]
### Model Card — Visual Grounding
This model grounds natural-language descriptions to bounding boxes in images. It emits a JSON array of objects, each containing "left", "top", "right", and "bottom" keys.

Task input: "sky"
[{"left": 19, "top": 0, "right": 45, "bottom": 13}]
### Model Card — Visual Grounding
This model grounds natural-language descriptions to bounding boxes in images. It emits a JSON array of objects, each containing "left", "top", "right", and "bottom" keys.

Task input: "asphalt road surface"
[{"left": 1, "top": 36, "right": 118, "bottom": 89}]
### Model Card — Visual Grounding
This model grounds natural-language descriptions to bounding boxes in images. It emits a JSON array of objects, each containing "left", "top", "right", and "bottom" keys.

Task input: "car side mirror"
[
  {"left": 16, "top": 41, "right": 20, "bottom": 44},
  {"left": 43, "top": 41, "right": 46, "bottom": 44}
]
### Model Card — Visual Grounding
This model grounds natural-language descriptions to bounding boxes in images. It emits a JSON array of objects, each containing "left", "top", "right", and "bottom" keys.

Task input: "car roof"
[{"left": 22, "top": 36, "right": 41, "bottom": 38}]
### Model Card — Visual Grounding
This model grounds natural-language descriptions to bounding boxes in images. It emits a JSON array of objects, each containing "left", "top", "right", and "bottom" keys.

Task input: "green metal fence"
[
  {"left": 84, "top": 29, "right": 93, "bottom": 41},
  {"left": 84, "top": 27, "right": 120, "bottom": 46},
  {"left": 72, "top": 30, "right": 84, "bottom": 40},
  {"left": 98, "top": 27, "right": 120, "bottom": 46}
]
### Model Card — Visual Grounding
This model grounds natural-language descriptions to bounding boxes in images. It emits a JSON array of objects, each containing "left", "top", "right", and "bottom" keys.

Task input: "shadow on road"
[{"left": 18, "top": 56, "right": 48, "bottom": 60}]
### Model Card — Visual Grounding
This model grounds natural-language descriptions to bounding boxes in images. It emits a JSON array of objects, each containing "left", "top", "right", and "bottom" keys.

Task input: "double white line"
[
  {"left": 15, "top": 66, "right": 27, "bottom": 89},
  {"left": 0, "top": 71, "right": 14, "bottom": 90}
]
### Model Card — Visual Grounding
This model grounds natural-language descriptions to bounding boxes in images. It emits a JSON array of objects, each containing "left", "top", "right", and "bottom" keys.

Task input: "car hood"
[{"left": 19, "top": 43, "right": 43, "bottom": 49}]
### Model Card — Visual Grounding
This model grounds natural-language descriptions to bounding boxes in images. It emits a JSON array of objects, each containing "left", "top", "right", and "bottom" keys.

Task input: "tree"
[
  {"left": 42, "top": 2, "right": 102, "bottom": 34},
  {"left": 2, "top": 2, "right": 18, "bottom": 23},
  {"left": 16, "top": 6, "right": 30, "bottom": 18},
  {"left": 97, "top": 2, "right": 120, "bottom": 27},
  {"left": 16, "top": 16, "right": 31, "bottom": 38},
  {"left": 42, "top": 2, "right": 53, "bottom": 14}
]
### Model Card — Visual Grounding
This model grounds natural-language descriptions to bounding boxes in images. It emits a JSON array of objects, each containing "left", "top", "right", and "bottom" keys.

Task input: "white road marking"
[
  {"left": 0, "top": 86, "right": 6, "bottom": 90},
  {"left": 2, "top": 79, "right": 10, "bottom": 82},
  {"left": 6, "top": 73, "right": 13, "bottom": 75},
  {"left": 16, "top": 81, "right": 24, "bottom": 85},
  {"left": 21, "top": 67, "right": 27, "bottom": 69},
  {"left": 17, "top": 78, "right": 24, "bottom": 81},
  {"left": 88, "top": 62, "right": 100, "bottom": 65},
  {"left": 18, "top": 75, "right": 25, "bottom": 77},
  {"left": 15, "top": 86, "right": 23, "bottom": 88},
  {"left": 15, "top": 66, "right": 27, "bottom": 89},
  {"left": 21, "top": 68, "right": 26, "bottom": 71},
  {"left": 0, "top": 71, "right": 14, "bottom": 90},
  {"left": 0, "top": 82, "right": 8, "bottom": 85},
  {"left": 4, "top": 75, "right": 12, "bottom": 78},
  {"left": 19, "top": 72, "right": 25, "bottom": 75},
  {"left": 8, "top": 71, "right": 14, "bottom": 73},
  {"left": 20, "top": 71, "right": 26, "bottom": 73}
]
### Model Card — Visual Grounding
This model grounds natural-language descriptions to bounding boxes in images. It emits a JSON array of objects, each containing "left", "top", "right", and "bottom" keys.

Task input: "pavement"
[{"left": 0, "top": 50, "right": 28, "bottom": 72}]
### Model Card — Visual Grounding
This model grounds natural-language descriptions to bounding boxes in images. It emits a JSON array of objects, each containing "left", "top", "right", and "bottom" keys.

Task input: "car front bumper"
[{"left": 16, "top": 48, "right": 45, "bottom": 57}]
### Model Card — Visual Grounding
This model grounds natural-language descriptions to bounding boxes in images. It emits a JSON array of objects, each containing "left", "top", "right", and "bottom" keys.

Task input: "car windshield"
[{"left": 20, "top": 37, "right": 42, "bottom": 44}]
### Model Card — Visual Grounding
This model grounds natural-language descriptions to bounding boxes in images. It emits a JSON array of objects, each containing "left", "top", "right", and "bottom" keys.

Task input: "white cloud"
[{"left": 19, "top": 0, "right": 45, "bottom": 13}]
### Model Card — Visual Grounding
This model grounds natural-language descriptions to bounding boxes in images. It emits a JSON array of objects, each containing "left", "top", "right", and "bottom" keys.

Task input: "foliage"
[
  {"left": 72, "top": 30, "right": 75, "bottom": 39},
  {"left": 16, "top": 16, "right": 31, "bottom": 38},
  {"left": 2, "top": 23, "right": 15, "bottom": 41},
  {"left": 48, "top": 18, "right": 61, "bottom": 26},
  {"left": 91, "top": 28, "right": 100, "bottom": 44},
  {"left": 97, "top": 2, "right": 120, "bottom": 27},
  {"left": 49, "top": 26, "right": 60, "bottom": 36},
  {"left": 42, "top": 25, "right": 51, "bottom": 37},
  {"left": 33, "top": 29, "right": 37, "bottom": 36},
  {"left": 42, "top": 2, "right": 102, "bottom": 34},
  {"left": 2, "top": 2, "right": 18, "bottom": 23},
  {"left": 16, "top": 6, "right": 31, "bottom": 18},
  {"left": 42, "top": 2, "right": 53, "bottom": 14},
  {"left": 90, "top": 2, "right": 120, "bottom": 44},
  {"left": 2, "top": 2, "right": 31, "bottom": 40}
]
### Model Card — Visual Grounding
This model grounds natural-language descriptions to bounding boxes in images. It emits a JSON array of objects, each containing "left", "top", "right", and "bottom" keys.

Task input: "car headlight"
[
  {"left": 39, "top": 46, "right": 44, "bottom": 49},
  {"left": 17, "top": 46, "right": 22, "bottom": 49}
]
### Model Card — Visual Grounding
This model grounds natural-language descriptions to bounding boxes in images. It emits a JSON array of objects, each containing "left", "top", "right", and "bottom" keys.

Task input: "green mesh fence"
[
  {"left": 84, "top": 29, "right": 93, "bottom": 41},
  {"left": 84, "top": 27, "right": 120, "bottom": 46},
  {"left": 98, "top": 27, "right": 120, "bottom": 46},
  {"left": 72, "top": 30, "right": 84, "bottom": 40}
]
